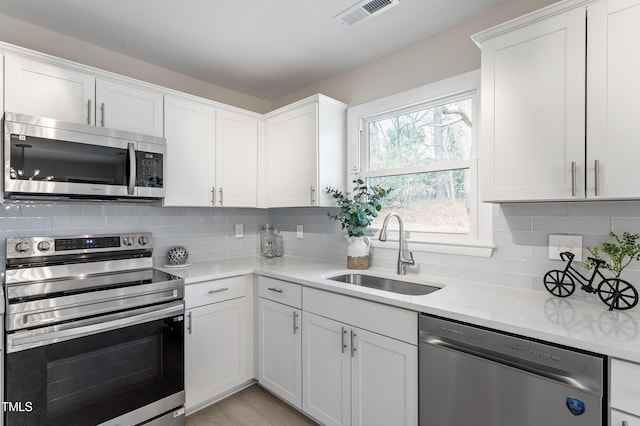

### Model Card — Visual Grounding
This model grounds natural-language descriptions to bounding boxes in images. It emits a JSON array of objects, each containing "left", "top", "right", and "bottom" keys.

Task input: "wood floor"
[{"left": 186, "top": 385, "right": 318, "bottom": 426}]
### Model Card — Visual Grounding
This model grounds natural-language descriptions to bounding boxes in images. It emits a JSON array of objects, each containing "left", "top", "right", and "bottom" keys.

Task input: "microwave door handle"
[{"left": 128, "top": 143, "right": 136, "bottom": 195}]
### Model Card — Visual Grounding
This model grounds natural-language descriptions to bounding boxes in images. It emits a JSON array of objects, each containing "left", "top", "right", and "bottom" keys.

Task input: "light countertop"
[{"left": 158, "top": 256, "right": 640, "bottom": 364}]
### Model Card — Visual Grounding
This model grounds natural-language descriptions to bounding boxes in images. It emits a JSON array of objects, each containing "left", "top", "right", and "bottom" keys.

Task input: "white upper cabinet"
[
  {"left": 164, "top": 95, "right": 216, "bottom": 207},
  {"left": 264, "top": 94, "right": 346, "bottom": 208},
  {"left": 215, "top": 108, "right": 259, "bottom": 207},
  {"left": 587, "top": 0, "right": 640, "bottom": 199},
  {"left": 95, "top": 78, "right": 163, "bottom": 136},
  {"left": 0, "top": 55, "right": 4, "bottom": 117},
  {"left": 475, "top": 0, "right": 640, "bottom": 202},
  {"left": 4, "top": 55, "right": 163, "bottom": 136},
  {"left": 5, "top": 55, "right": 95, "bottom": 125},
  {"left": 474, "top": 4, "right": 587, "bottom": 202}
]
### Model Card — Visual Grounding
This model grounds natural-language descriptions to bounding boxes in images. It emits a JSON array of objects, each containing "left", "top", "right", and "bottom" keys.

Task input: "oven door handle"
[{"left": 7, "top": 301, "right": 184, "bottom": 353}]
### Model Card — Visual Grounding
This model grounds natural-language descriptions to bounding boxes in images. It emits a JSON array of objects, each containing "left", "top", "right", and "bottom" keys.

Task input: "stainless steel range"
[{"left": 3, "top": 233, "right": 185, "bottom": 426}]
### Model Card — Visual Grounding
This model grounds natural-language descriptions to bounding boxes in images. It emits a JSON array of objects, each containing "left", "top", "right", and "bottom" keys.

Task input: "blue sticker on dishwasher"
[{"left": 566, "top": 397, "right": 586, "bottom": 416}]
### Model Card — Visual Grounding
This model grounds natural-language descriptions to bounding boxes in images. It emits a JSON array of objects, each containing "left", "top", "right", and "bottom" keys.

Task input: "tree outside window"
[{"left": 364, "top": 95, "right": 475, "bottom": 236}]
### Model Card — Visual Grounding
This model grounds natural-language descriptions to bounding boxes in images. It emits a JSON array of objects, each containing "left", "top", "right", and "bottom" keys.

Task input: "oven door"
[{"left": 5, "top": 302, "right": 184, "bottom": 426}]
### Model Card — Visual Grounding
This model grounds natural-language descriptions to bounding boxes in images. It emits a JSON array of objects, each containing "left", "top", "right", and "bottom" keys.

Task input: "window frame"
[{"left": 346, "top": 70, "right": 494, "bottom": 257}]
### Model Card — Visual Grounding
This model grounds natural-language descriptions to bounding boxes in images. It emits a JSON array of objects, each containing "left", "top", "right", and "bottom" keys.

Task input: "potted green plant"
[{"left": 326, "top": 173, "right": 392, "bottom": 269}]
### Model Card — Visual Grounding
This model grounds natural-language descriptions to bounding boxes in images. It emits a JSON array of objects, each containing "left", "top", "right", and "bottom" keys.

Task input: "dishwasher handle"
[{"left": 421, "top": 336, "right": 602, "bottom": 396}]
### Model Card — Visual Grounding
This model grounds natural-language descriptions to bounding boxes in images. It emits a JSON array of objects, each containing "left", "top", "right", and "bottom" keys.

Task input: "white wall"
[
  {"left": 271, "top": 0, "right": 559, "bottom": 109},
  {"left": 0, "top": 14, "right": 272, "bottom": 113}
]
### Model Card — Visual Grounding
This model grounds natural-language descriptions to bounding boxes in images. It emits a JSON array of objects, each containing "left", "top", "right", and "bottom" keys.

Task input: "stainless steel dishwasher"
[{"left": 419, "top": 315, "right": 606, "bottom": 426}]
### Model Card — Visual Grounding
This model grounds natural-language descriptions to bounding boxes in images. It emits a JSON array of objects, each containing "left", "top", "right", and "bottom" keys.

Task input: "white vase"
[{"left": 347, "top": 236, "right": 371, "bottom": 270}]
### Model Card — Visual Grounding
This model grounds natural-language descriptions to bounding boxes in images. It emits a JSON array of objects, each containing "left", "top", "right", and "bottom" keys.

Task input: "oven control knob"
[
  {"left": 37, "top": 241, "right": 52, "bottom": 252},
  {"left": 122, "top": 236, "right": 135, "bottom": 246},
  {"left": 15, "top": 241, "right": 31, "bottom": 253},
  {"left": 138, "top": 236, "right": 149, "bottom": 246}
]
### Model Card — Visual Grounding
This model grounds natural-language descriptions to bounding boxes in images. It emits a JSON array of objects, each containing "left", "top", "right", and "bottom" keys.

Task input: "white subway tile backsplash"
[
  {"left": 494, "top": 244, "right": 532, "bottom": 260},
  {"left": 532, "top": 217, "right": 611, "bottom": 234},
  {"left": 3, "top": 199, "right": 640, "bottom": 297},
  {"left": 501, "top": 203, "right": 570, "bottom": 217},
  {"left": 493, "top": 216, "right": 531, "bottom": 232}
]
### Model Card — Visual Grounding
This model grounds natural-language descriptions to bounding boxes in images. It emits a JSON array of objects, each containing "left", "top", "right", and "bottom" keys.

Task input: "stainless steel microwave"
[{"left": 3, "top": 112, "right": 165, "bottom": 201}]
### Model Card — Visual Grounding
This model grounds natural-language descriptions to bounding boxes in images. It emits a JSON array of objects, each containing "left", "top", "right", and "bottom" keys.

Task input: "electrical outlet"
[
  {"left": 548, "top": 234, "right": 582, "bottom": 261},
  {"left": 296, "top": 224, "right": 304, "bottom": 239},
  {"left": 235, "top": 224, "right": 243, "bottom": 238}
]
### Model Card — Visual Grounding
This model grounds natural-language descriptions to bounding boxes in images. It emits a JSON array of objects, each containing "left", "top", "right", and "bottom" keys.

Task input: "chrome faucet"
[{"left": 378, "top": 212, "right": 415, "bottom": 275}]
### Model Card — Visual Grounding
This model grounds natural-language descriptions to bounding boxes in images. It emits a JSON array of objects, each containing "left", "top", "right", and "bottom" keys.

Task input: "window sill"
[{"left": 370, "top": 238, "right": 494, "bottom": 258}]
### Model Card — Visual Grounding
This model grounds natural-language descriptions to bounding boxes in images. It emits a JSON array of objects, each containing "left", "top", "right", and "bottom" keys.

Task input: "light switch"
[
  {"left": 297, "top": 225, "right": 304, "bottom": 239},
  {"left": 235, "top": 224, "right": 243, "bottom": 238},
  {"left": 548, "top": 234, "right": 582, "bottom": 261}
]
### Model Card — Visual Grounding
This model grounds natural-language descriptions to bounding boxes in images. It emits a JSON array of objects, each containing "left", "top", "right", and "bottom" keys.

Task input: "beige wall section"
[
  {"left": 0, "top": 0, "right": 558, "bottom": 113},
  {"left": 271, "top": 0, "right": 560, "bottom": 109},
  {"left": 0, "top": 14, "right": 272, "bottom": 113}
]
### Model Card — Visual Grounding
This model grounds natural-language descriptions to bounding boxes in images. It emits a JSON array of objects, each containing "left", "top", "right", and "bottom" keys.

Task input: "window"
[{"left": 347, "top": 70, "right": 493, "bottom": 256}]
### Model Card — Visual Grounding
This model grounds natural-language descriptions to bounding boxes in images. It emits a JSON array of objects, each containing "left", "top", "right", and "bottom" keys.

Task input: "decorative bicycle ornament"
[{"left": 544, "top": 252, "right": 639, "bottom": 311}]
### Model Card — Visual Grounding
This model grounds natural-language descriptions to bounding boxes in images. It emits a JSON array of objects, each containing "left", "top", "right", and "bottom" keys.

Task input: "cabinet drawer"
[
  {"left": 303, "top": 287, "right": 417, "bottom": 344},
  {"left": 258, "top": 276, "right": 302, "bottom": 308},
  {"left": 185, "top": 275, "right": 246, "bottom": 309},
  {"left": 611, "top": 358, "right": 640, "bottom": 416}
]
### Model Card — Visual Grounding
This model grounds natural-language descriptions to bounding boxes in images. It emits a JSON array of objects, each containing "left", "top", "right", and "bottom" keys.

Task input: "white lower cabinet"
[
  {"left": 184, "top": 276, "right": 252, "bottom": 412},
  {"left": 611, "top": 409, "right": 640, "bottom": 426},
  {"left": 302, "top": 312, "right": 350, "bottom": 426},
  {"left": 610, "top": 358, "right": 640, "bottom": 425},
  {"left": 302, "top": 311, "right": 417, "bottom": 426},
  {"left": 350, "top": 327, "right": 417, "bottom": 426},
  {"left": 257, "top": 297, "right": 302, "bottom": 408},
  {"left": 302, "top": 287, "right": 418, "bottom": 426}
]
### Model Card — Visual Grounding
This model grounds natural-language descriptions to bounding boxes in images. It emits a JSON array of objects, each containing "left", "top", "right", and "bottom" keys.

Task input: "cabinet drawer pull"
[
  {"left": 187, "top": 311, "right": 192, "bottom": 335},
  {"left": 293, "top": 311, "right": 299, "bottom": 334},
  {"left": 351, "top": 330, "right": 357, "bottom": 358},
  {"left": 208, "top": 287, "right": 229, "bottom": 294},
  {"left": 100, "top": 102, "right": 105, "bottom": 127},
  {"left": 571, "top": 161, "right": 577, "bottom": 197},
  {"left": 268, "top": 287, "right": 283, "bottom": 293},
  {"left": 87, "top": 99, "right": 92, "bottom": 125},
  {"left": 594, "top": 160, "right": 600, "bottom": 196}
]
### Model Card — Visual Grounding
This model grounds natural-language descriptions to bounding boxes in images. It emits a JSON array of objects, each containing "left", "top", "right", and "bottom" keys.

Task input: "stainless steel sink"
[{"left": 327, "top": 274, "right": 440, "bottom": 296}]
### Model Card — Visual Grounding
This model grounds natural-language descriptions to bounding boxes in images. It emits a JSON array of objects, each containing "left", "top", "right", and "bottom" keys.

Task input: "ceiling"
[{"left": 0, "top": 0, "right": 512, "bottom": 101}]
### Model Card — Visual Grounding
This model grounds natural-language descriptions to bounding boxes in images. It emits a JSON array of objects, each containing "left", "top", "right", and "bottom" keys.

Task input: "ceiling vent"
[{"left": 334, "top": 0, "right": 400, "bottom": 27}]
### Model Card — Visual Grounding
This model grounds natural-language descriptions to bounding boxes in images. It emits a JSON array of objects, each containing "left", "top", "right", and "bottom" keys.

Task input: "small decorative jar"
[{"left": 167, "top": 246, "right": 189, "bottom": 265}]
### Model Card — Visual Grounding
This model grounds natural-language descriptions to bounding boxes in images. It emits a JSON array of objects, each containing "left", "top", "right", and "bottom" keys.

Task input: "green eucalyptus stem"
[
  {"left": 583, "top": 231, "right": 640, "bottom": 277},
  {"left": 326, "top": 174, "right": 392, "bottom": 237}
]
